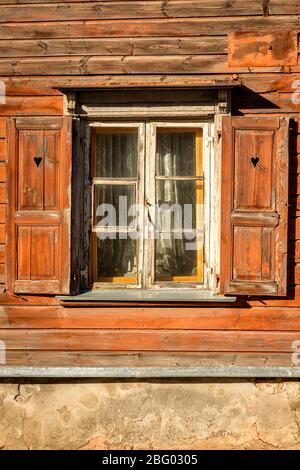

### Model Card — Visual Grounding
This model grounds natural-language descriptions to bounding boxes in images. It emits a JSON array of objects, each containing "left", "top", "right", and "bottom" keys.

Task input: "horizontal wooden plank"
[
  {"left": 0, "top": 118, "right": 5, "bottom": 138},
  {"left": 5, "top": 74, "right": 298, "bottom": 96},
  {"left": 0, "top": 55, "right": 284, "bottom": 76},
  {"left": 0, "top": 0, "right": 296, "bottom": 12},
  {"left": 0, "top": 0, "right": 101, "bottom": 2},
  {"left": 0, "top": 264, "right": 4, "bottom": 283},
  {"left": 0, "top": 292, "right": 60, "bottom": 305},
  {"left": 294, "top": 264, "right": 300, "bottom": 284},
  {"left": 0, "top": 140, "right": 5, "bottom": 160},
  {"left": 0, "top": 36, "right": 228, "bottom": 57},
  {"left": 0, "top": 162, "right": 6, "bottom": 182},
  {"left": 0, "top": 329, "right": 299, "bottom": 351},
  {"left": 0, "top": 17, "right": 299, "bottom": 40},
  {"left": 1, "top": 306, "right": 300, "bottom": 330},
  {"left": 0, "top": 0, "right": 296, "bottom": 16},
  {"left": 0, "top": 75, "right": 240, "bottom": 96},
  {"left": 0, "top": 183, "right": 5, "bottom": 204},
  {"left": 0, "top": 1, "right": 274, "bottom": 22},
  {"left": 3, "top": 351, "right": 296, "bottom": 368},
  {"left": 239, "top": 75, "right": 300, "bottom": 93},
  {"left": 233, "top": 91, "right": 300, "bottom": 114},
  {"left": 249, "top": 286, "right": 300, "bottom": 306},
  {"left": 228, "top": 31, "right": 298, "bottom": 67},
  {"left": 0, "top": 225, "right": 5, "bottom": 244},
  {"left": 0, "top": 204, "right": 5, "bottom": 223},
  {"left": 0, "top": 96, "right": 63, "bottom": 115},
  {"left": 0, "top": 245, "right": 5, "bottom": 264}
]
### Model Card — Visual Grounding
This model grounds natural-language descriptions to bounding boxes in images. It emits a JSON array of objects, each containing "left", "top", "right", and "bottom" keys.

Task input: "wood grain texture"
[
  {"left": 0, "top": 162, "right": 6, "bottom": 182},
  {"left": 0, "top": 306, "right": 300, "bottom": 330},
  {"left": 0, "top": 37, "right": 228, "bottom": 57},
  {"left": 228, "top": 31, "right": 298, "bottom": 67},
  {"left": 6, "top": 117, "right": 72, "bottom": 294},
  {"left": 0, "top": 329, "right": 299, "bottom": 351},
  {"left": 0, "top": 55, "right": 285, "bottom": 76},
  {"left": 0, "top": 75, "right": 240, "bottom": 96},
  {"left": 0, "top": 1, "right": 275, "bottom": 22},
  {"left": 0, "top": 97, "right": 63, "bottom": 115},
  {"left": 0, "top": 245, "right": 4, "bottom": 264},
  {"left": 0, "top": 265, "right": 5, "bottom": 283},
  {"left": 2, "top": 351, "right": 296, "bottom": 368},
  {"left": 0, "top": 204, "right": 6, "bottom": 224},
  {"left": 2, "top": 74, "right": 299, "bottom": 95},
  {"left": 0, "top": 0, "right": 297, "bottom": 13},
  {"left": 0, "top": 0, "right": 299, "bottom": 365},
  {"left": 0, "top": 183, "right": 5, "bottom": 204},
  {"left": 0, "top": 17, "right": 299, "bottom": 40},
  {"left": 0, "top": 140, "right": 6, "bottom": 160},
  {"left": 221, "top": 117, "right": 289, "bottom": 296}
]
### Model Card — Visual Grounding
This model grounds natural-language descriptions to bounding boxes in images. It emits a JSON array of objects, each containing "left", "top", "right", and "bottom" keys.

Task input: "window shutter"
[
  {"left": 7, "top": 117, "right": 72, "bottom": 294},
  {"left": 220, "top": 116, "right": 289, "bottom": 296}
]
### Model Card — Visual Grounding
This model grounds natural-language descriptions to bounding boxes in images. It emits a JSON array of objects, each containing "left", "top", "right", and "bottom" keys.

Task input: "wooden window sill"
[{"left": 57, "top": 290, "right": 237, "bottom": 305}]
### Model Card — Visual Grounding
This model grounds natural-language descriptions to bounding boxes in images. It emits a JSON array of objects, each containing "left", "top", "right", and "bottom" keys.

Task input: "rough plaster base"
[{"left": 0, "top": 379, "right": 300, "bottom": 450}]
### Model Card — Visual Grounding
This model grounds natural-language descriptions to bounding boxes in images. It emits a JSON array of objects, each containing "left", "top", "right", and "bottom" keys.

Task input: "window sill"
[{"left": 57, "top": 290, "right": 236, "bottom": 304}]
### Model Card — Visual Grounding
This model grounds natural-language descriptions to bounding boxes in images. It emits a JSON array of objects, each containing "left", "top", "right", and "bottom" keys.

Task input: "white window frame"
[{"left": 89, "top": 120, "right": 217, "bottom": 293}]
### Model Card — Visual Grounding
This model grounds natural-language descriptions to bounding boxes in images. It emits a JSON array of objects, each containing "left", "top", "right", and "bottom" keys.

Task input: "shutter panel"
[
  {"left": 220, "top": 116, "right": 289, "bottom": 296},
  {"left": 7, "top": 117, "right": 72, "bottom": 294}
]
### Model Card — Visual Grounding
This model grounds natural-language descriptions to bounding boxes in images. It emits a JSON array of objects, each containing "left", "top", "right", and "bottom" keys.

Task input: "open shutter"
[
  {"left": 7, "top": 117, "right": 72, "bottom": 294},
  {"left": 220, "top": 116, "right": 289, "bottom": 296}
]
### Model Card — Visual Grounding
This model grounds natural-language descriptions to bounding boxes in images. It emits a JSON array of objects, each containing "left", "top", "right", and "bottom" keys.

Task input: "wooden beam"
[
  {"left": 0, "top": 55, "right": 284, "bottom": 76},
  {"left": 1, "top": 306, "right": 300, "bottom": 330},
  {"left": 0, "top": 329, "right": 299, "bottom": 351},
  {"left": 0, "top": 17, "right": 299, "bottom": 40}
]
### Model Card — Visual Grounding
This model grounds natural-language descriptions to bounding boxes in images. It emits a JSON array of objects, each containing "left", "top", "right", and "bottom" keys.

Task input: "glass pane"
[
  {"left": 156, "top": 129, "right": 202, "bottom": 176},
  {"left": 156, "top": 180, "right": 203, "bottom": 230},
  {"left": 155, "top": 232, "right": 203, "bottom": 282},
  {"left": 94, "top": 130, "right": 138, "bottom": 178},
  {"left": 95, "top": 234, "right": 137, "bottom": 282},
  {"left": 94, "top": 185, "right": 136, "bottom": 227}
]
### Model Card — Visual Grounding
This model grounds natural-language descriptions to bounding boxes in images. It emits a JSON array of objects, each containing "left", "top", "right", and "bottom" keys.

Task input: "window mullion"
[
  {"left": 143, "top": 122, "right": 156, "bottom": 289},
  {"left": 137, "top": 123, "right": 146, "bottom": 289}
]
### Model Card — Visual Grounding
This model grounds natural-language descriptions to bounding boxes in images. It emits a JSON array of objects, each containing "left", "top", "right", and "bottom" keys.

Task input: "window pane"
[
  {"left": 94, "top": 184, "right": 136, "bottom": 227},
  {"left": 156, "top": 129, "right": 202, "bottom": 176},
  {"left": 156, "top": 180, "right": 203, "bottom": 230},
  {"left": 155, "top": 232, "right": 203, "bottom": 282},
  {"left": 94, "top": 130, "right": 138, "bottom": 178},
  {"left": 95, "top": 234, "right": 138, "bottom": 282}
]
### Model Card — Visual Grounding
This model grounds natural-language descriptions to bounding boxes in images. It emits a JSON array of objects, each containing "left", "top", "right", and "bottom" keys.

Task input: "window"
[
  {"left": 89, "top": 121, "right": 214, "bottom": 291},
  {"left": 6, "top": 91, "right": 289, "bottom": 299}
]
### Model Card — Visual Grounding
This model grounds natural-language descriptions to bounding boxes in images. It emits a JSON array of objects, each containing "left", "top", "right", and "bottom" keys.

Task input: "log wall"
[{"left": 0, "top": 1, "right": 300, "bottom": 369}]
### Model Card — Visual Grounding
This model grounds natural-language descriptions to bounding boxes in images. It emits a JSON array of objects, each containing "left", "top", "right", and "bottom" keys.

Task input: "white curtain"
[{"left": 155, "top": 132, "right": 197, "bottom": 278}]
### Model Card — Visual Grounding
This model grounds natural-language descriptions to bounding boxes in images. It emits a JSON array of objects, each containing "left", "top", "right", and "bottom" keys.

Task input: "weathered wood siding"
[{"left": 0, "top": 1, "right": 300, "bottom": 367}]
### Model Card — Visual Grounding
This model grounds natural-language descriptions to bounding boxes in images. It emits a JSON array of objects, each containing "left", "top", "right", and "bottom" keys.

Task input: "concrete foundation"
[{"left": 0, "top": 379, "right": 300, "bottom": 450}]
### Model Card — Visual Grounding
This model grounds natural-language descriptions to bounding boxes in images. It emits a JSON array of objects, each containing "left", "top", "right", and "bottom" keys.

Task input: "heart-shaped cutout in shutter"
[
  {"left": 34, "top": 156, "right": 42, "bottom": 168},
  {"left": 251, "top": 156, "right": 259, "bottom": 168}
]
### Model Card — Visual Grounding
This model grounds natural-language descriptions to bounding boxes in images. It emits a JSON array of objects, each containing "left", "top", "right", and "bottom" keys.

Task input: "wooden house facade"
[{"left": 0, "top": 0, "right": 300, "bottom": 376}]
